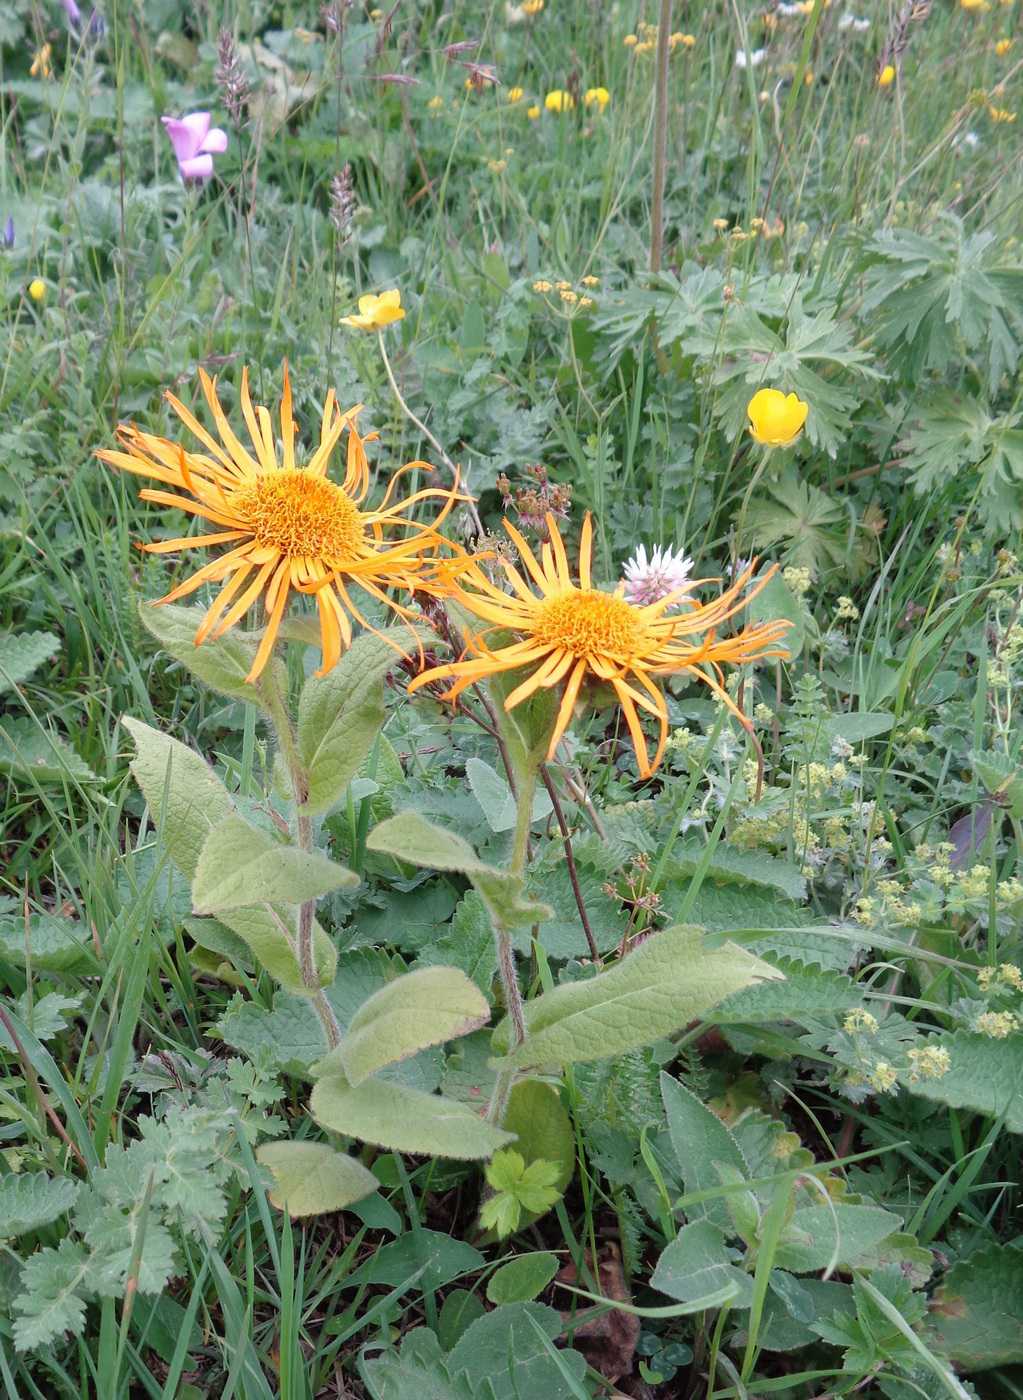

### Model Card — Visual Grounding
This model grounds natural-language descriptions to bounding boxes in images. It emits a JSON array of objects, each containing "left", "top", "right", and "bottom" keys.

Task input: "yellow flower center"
[
  {"left": 238, "top": 469, "right": 365, "bottom": 560},
  {"left": 534, "top": 589, "right": 642, "bottom": 657}
]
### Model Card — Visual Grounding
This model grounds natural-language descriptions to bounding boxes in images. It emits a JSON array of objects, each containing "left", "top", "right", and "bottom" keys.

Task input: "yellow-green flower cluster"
[
  {"left": 531, "top": 276, "right": 598, "bottom": 310},
  {"left": 978, "top": 962, "right": 1023, "bottom": 992},
  {"left": 624, "top": 23, "right": 695, "bottom": 55},
  {"left": 843, "top": 1009, "right": 879, "bottom": 1034},
  {"left": 907, "top": 1045, "right": 952, "bottom": 1081},
  {"left": 976, "top": 1010, "right": 1019, "bottom": 1038}
]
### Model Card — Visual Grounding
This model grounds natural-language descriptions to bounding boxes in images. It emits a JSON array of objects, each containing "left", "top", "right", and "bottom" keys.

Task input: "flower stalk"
[{"left": 650, "top": 0, "right": 673, "bottom": 272}]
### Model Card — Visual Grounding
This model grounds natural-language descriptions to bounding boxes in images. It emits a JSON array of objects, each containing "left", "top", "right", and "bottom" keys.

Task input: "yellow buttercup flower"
[
  {"left": 30, "top": 44, "right": 52, "bottom": 79},
  {"left": 747, "top": 388, "right": 809, "bottom": 447},
  {"left": 995, "top": 38, "right": 1013, "bottom": 55},
  {"left": 624, "top": 33, "right": 638, "bottom": 47},
  {"left": 96, "top": 366, "right": 468, "bottom": 683},
  {"left": 960, "top": 0, "right": 989, "bottom": 9},
  {"left": 341, "top": 288, "right": 405, "bottom": 330},
  {"left": 877, "top": 64, "right": 895, "bottom": 87},
  {"left": 427, "top": 95, "right": 444, "bottom": 110},
  {"left": 526, "top": 103, "right": 541, "bottom": 119},
  {"left": 544, "top": 90, "right": 575, "bottom": 112},
  {"left": 507, "top": 86, "right": 525, "bottom": 103},
  {"left": 584, "top": 87, "right": 611, "bottom": 112},
  {"left": 409, "top": 514, "right": 790, "bottom": 777},
  {"left": 522, "top": 0, "right": 545, "bottom": 12},
  {"left": 28, "top": 278, "right": 46, "bottom": 302}
]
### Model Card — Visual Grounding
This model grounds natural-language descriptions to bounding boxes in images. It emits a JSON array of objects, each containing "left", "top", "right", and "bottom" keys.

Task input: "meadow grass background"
[{"left": 2, "top": 0, "right": 1023, "bottom": 1396}]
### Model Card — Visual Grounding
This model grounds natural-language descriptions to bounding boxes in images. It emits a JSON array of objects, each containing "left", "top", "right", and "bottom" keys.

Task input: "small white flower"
[
  {"left": 622, "top": 543, "right": 695, "bottom": 609},
  {"left": 957, "top": 130, "right": 981, "bottom": 150},
  {"left": 838, "top": 12, "right": 871, "bottom": 30},
  {"left": 777, "top": 3, "right": 804, "bottom": 13},
  {"left": 734, "top": 48, "right": 766, "bottom": 69}
]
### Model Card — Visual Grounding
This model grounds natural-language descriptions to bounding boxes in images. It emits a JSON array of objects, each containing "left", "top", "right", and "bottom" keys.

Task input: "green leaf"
[
  {"left": 416, "top": 893, "right": 498, "bottom": 993},
  {"left": 928, "top": 1241, "right": 1023, "bottom": 1371},
  {"left": 138, "top": 602, "right": 286, "bottom": 710},
  {"left": 486, "top": 1253, "right": 559, "bottom": 1305},
  {"left": 0, "top": 718, "right": 100, "bottom": 786},
  {"left": 503, "top": 1080, "right": 575, "bottom": 1195},
  {"left": 493, "top": 925, "right": 783, "bottom": 1069},
  {"left": 666, "top": 843, "right": 807, "bottom": 902},
  {"left": 744, "top": 469, "right": 867, "bottom": 577},
  {"left": 901, "top": 1031, "right": 1023, "bottom": 1131},
  {"left": 121, "top": 717, "right": 235, "bottom": 879},
  {"left": 661, "top": 1074, "right": 752, "bottom": 1232},
  {"left": 822, "top": 712, "right": 894, "bottom": 746},
  {"left": 346, "top": 1229, "right": 484, "bottom": 1293},
  {"left": 0, "top": 631, "right": 60, "bottom": 693},
  {"left": 362, "top": 1328, "right": 476, "bottom": 1400},
  {"left": 14, "top": 1239, "right": 90, "bottom": 1351},
  {"left": 256, "top": 1142, "right": 378, "bottom": 1218},
  {"left": 310, "top": 1075, "right": 515, "bottom": 1159},
  {"left": 747, "top": 572, "right": 806, "bottom": 661},
  {"left": 0, "top": 1174, "right": 79, "bottom": 1239},
  {"left": 773, "top": 1204, "right": 904, "bottom": 1273},
  {"left": 367, "top": 811, "right": 552, "bottom": 929},
  {"left": 711, "top": 960, "right": 863, "bottom": 1025},
  {"left": 466, "top": 756, "right": 552, "bottom": 833},
  {"left": 317, "top": 966, "right": 489, "bottom": 1086},
  {"left": 192, "top": 814, "right": 357, "bottom": 913},
  {"left": 447, "top": 1302, "right": 589, "bottom": 1400},
  {"left": 0, "top": 910, "right": 97, "bottom": 974},
  {"left": 216, "top": 901, "right": 337, "bottom": 993},
  {"left": 651, "top": 1220, "right": 754, "bottom": 1308},
  {"left": 298, "top": 628, "right": 416, "bottom": 815}
]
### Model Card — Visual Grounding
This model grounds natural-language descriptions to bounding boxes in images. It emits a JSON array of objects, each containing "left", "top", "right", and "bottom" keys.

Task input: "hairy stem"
[
  {"left": 650, "top": 0, "right": 673, "bottom": 272},
  {"left": 258, "top": 673, "right": 342, "bottom": 1050},
  {"left": 540, "top": 764, "right": 600, "bottom": 963}
]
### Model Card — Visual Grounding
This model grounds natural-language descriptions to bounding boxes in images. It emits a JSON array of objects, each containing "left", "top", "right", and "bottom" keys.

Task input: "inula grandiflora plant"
[{"left": 97, "top": 359, "right": 789, "bottom": 1202}]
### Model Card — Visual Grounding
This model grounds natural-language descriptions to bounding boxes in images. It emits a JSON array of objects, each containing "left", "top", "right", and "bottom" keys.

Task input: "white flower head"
[
  {"left": 735, "top": 48, "right": 766, "bottom": 69},
  {"left": 622, "top": 543, "right": 695, "bottom": 609},
  {"left": 838, "top": 12, "right": 871, "bottom": 30}
]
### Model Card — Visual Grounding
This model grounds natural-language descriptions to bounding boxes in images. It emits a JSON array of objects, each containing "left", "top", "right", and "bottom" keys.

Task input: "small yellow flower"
[
  {"left": 907, "top": 1045, "right": 951, "bottom": 1080},
  {"left": 878, "top": 64, "right": 895, "bottom": 87},
  {"left": 977, "top": 1010, "right": 1017, "bottom": 1038},
  {"left": 340, "top": 288, "right": 405, "bottom": 330},
  {"left": 680, "top": 33, "right": 696, "bottom": 47},
  {"left": 869, "top": 1061, "right": 898, "bottom": 1094},
  {"left": 554, "top": 279, "right": 572, "bottom": 290},
  {"left": 995, "top": 38, "right": 1013, "bottom": 55},
  {"left": 560, "top": 288, "right": 579, "bottom": 303},
  {"left": 526, "top": 104, "right": 541, "bottom": 120},
  {"left": 507, "top": 86, "right": 525, "bottom": 103},
  {"left": 532, "top": 280, "right": 553, "bottom": 292},
  {"left": 579, "top": 296, "right": 594, "bottom": 308},
  {"left": 584, "top": 87, "right": 611, "bottom": 112},
  {"left": 580, "top": 274, "right": 600, "bottom": 286},
  {"left": 989, "top": 105, "right": 1017, "bottom": 122},
  {"left": 427, "top": 95, "right": 444, "bottom": 111},
  {"left": 747, "top": 388, "right": 809, "bottom": 448},
  {"left": 30, "top": 44, "right": 52, "bottom": 79},
  {"left": 545, "top": 90, "right": 575, "bottom": 112},
  {"left": 522, "top": 0, "right": 545, "bottom": 13},
  {"left": 624, "top": 34, "right": 638, "bottom": 47},
  {"left": 843, "top": 1009, "right": 879, "bottom": 1034},
  {"left": 961, "top": 0, "right": 989, "bottom": 9},
  {"left": 28, "top": 278, "right": 46, "bottom": 302},
  {"left": 488, "top": 159, "right": 508, "bottom": 174},
  {"left": 712, "top": 217, "right": 729, "bottom": 230}
]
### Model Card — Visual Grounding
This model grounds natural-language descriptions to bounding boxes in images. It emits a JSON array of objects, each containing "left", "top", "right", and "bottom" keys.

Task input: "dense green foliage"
[{"left": 2, "top": 0, "right": 1022, "bottom": 1396}]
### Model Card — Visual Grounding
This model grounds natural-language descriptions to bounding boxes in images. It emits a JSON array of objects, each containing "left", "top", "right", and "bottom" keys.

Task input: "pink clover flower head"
[
  {"left": 161, "top": 112, "right": 228, "bottom": 182},
  {"left": 622, "top": 542, "right": 695, "bottom": 609}
]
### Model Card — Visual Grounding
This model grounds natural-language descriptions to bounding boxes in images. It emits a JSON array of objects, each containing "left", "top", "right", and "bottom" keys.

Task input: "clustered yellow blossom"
[
  {"left": 835, "top": 596, "right": 859, "bottom": 622},
  {"left": 584, "top": 87, "right": 611, "bottom": 112},
  {"left": 989, "top": 105, "right": 1018, "bottom": 123},
  {"left": 843, "top": 1009, "right": 879, "bottom": 1034},
  {"left": 532, "top": 275, "right": 599, "bottom": 312},
  {"left": 783, "top": 565, "right": 812, "bottom": 596},
  {"left": 907, "top": 1045, "right": 951, "bottom": 1081},
  {"left": 527, "top": 104, "right": 541, "bottom": 119},
  {"left": 855, "top": 848, "right": 1023, "bottom": 932},
  {"left": 976, "top": 1010, "right": 1018, "bottom": 1038},
  {"left": 507, "top": 86, "right": 524, "bottom": 103},
  {"left": 427, "top": 94, "right": 445, "bottom": 111},
  {"left": 869, "top": 1061, "right": 898, "bottom": 1093},
  {"left": 978, "top": 962, "right": 1023, "bottom": 992},
  {"left": 30, "top": 44, "right": 52, "bottom": 79},
  {"left": 624, "top": 22, "right": 695, "bottom": 55}
]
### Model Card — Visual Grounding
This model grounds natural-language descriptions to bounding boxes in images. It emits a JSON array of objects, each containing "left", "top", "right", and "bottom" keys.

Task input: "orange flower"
[
  {"left": 410, "top": 514, "right": 790, "bottom": 776},
  {"left": 97, "top": 366, "right": 467, "bottom": 682}
]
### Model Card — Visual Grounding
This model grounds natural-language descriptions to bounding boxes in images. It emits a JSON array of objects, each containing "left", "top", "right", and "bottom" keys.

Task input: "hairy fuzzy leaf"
[
  {"left": 651, "top": 1220, "right": 754, "bottom": 1307},
  {"left": 0, "top": 630, "right": 60, "bottom": 693},
  {"left": 138, "top": 601, "right": 286, "bottom": 710},
  {"left": 774, "top": 1204, "right": 904, "bottom": 1273},
  {"left": 928, "top": 1242, "right": 1023, "bottom": 1371},
  {"left": 661, "top": 1074, "right": 752, "bottom": 1231},
  {"left": 0, "top": 1173, "right": 78, "bottom": 1239},
  {"left": 712, "top": 960, "right": 863, "bottom": 1025},
  {"left": 310, "top": 1075, "right": 514, "bottom": 1159},
  {"left": 0, "top": 718, "right": 100, "bottom": 785},
  {"left": 901, "top": 1031, "right": 1023, "bottom": 1131},
  {"left": 192, "top": 814, "right": 357, "bottom": 913},
  {"left": 256, "top": 1142, "right": 378, "bottom": 1217}
]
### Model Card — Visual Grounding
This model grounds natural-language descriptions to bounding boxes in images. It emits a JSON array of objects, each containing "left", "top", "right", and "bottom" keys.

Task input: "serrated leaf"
[
  {"left": 902, "top": 1031, "right": 1023, "bottom": 1131},
  {"left": 318, "top": 966, "right": 489, "bottom": 1086},
  {"left": 362, "top": 1327, "right": 476, "bottom": 1400},
  {"left": 256, "top": 1141, "right": 378, "bottom": 1217},
  {"left": 138, "top": 602, "right": 286, "bottom": 710},
  {"left": 13, "top": 1239, "right": 90, "bottom": 1351},
  {"left": 192, "top": 814, "right": 357, "bottom": 913},
  {"left": 0, "top": 1174, "right": 78, "bottom": 1239},
  {"left": 493, "top": 925, "right": 783, "bottom": 1069},
  {"left": 486, "top": 1253, "right": 559, "bottom": 1305},
  {"left": 0, "top": 630, "right": 60, "bottom": 692},
  {"left": 928, "top": 1241, "right": 1023, "bottom": 1371},
  {"left": 667, "top": 844, "right": 807, "bottom": 902},
  {"left": 297, "top": 628, "right": 415, "bottom": 815},
  {"left": 651, "top": 1220, "right": 754, "bottom": 1308},
  {"left": 0, "top": 911, "right": 97, "bottom": 973},
  {"left": 773, "top": 1204, "right": 904, "bottom": 1273},
  {"left": 0, "top": 718, "right": 100, "bottom": 785},
  {"left": 712, "top": 961, "right": 862, "bottom": 1025},
  {"left": 310, "top": 1075, "right": 514, "bottom": 1159},
  {"left": 661, "top": 1074, "right": 752, "bottom": 1232},
  {"left": 416, "top": 892, "right": 498, "bottom": 993}
]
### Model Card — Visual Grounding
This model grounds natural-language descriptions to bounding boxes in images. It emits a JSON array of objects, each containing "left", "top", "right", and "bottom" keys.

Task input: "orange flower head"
[
  {"left": 410, "top": 514, "right": 791, "bottom": 777},
  {"left": 97, "top": 364, "right": 468, "bottom": 682}
]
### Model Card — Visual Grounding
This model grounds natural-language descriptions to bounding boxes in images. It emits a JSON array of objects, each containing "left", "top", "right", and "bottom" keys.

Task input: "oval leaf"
[
  {"left": 139, "top": 601, "right": 285, "bottom": 710},
  {"left": 311, "top": 1075, "right": 515, "bottom": 1159},
  {"left": 256, "top": 1141, "right": 378, "bottom": 1218},
  {"left": 192, "top": 814, "right": 357, "bottom": 913}
]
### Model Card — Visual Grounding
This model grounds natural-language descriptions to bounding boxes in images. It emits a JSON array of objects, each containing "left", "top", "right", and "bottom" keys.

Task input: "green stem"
[
  {"left": 257, "top": 673, "right": 342, "bottom": 1050},
  {"left": 649, "top": 0, "right": 673, "bottom": 272}
]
